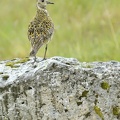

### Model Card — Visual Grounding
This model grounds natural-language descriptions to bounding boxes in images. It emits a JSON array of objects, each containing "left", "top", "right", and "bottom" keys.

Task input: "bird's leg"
[
  {"left": 43, "top": 44, "right": 48, "bottom": 60},
  {"left": 34, "top": 56, "right": 37, "bottom": 63}
]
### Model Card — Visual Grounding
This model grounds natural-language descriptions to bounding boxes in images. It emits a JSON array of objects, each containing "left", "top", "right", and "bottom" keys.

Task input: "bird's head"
[{"left": 37, "top": 0, "right": 54, "bottom": 9}]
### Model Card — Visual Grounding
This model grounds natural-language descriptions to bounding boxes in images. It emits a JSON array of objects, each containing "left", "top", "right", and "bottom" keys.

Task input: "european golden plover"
[{"left": 28, "top": 0, "right": 54, "bottom": 61}]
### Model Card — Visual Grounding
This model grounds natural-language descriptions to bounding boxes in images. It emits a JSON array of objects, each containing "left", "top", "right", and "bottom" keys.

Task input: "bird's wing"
[
  {"left": 28, "top": 21, "right": 43, "bottom": 47},
  {"left": 40, "top": 18, "right": 54, "bottom": 42}
]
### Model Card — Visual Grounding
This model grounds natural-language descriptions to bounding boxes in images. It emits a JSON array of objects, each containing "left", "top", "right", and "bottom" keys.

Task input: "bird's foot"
[
  {"left": 40, "top": 58, "right": 47, "bottom": 62},
  {"left": 29, "top": 56, "right": 37, "bottom": 64}
]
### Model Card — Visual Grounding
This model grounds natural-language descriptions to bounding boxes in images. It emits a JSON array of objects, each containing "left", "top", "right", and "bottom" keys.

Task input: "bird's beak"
[{"left": 47, "top": 1, "right": 54, "bottom": 4}]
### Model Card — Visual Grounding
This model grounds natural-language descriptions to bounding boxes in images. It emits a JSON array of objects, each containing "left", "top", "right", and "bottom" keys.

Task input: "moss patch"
[
  {"left": 81, "top": 63, "right": 93, "bottom": 68},
  {"left": 94, "top": 99, "right": 98, "bottom": 105},
  {"left": 94, "top": 106, "right": 104, "bottom": 120},
  {"left": 2, "top": 75, "right": 9, "bottom": 80},
  {"left": 101, "top": 81, "right": 110, "bottom": 90},
  {"left": 76, "top": 101, "right": 82, "bottom": 106},
  {"left": 5, "top": 57, "right": 30, "bottom": 68},
  {"left": 16, "top": 57, "right": 30, "bottom": 64},
  {"left": 82, "top": 90, "right": 89, "bottom": 97},
  {"left": 86, "top": 64, "right": 93, "bottom": 68},
  {"left": 79, "top": 90, "right": 89, "bottom": 100},
  {"left": 85, "top": 112, "right": 91, "bottom": 118},
  {"left": 113, "top": 106, "right": 120, "bottom": 115},
  {"left": 6, "top": 62, "right": 15, "bottom": 68}
]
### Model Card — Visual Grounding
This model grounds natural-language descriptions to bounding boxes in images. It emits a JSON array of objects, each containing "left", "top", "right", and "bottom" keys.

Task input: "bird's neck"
[{"left": 35, "top": 8, "right": 49, "bottom": 22}]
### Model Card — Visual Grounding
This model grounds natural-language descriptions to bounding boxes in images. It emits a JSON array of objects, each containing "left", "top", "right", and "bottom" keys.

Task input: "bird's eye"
[{"left": 41, "top": 0, "right": 44, "bottom": 2}]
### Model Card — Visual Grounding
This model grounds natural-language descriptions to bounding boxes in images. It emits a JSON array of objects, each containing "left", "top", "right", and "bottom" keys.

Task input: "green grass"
[{"left": 0, "top": 0, "right": 120, "bottom": 61}]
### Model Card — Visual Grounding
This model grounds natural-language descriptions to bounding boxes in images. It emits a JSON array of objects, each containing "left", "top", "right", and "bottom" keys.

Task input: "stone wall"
[{"left": 0, "top": 57, "right": 120, "bottom": 120}]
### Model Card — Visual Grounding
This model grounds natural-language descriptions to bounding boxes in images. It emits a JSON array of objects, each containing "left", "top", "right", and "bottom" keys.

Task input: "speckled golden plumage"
[{"left": 28, "top": 0, "right": 54, "bottom": 61}]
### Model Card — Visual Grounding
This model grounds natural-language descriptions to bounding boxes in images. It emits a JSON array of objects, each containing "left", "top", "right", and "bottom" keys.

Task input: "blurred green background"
[{"left": 0, "top": 0, "right": 120, "bottom": 61}]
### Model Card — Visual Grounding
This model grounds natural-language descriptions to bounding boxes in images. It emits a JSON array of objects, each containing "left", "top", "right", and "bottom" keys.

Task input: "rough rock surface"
[{"left": 0, "top": 57, "right": 120, "bottom": 120}]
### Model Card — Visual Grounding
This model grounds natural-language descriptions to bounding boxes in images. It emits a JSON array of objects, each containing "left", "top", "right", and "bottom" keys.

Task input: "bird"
[{"left": 28, "top": 0, "right": 54, "bottom": 62}]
